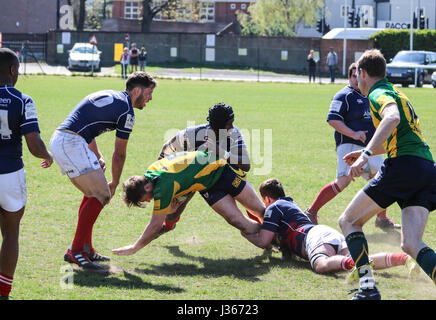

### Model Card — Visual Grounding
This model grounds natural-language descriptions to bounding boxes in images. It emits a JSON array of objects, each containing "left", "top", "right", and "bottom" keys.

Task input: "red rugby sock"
[
  {"left": 0, "top": 273, "right": 13, "bottom": 297},
  {"left": 308, "top": 182, "right": 341, "bottom": 214},
  {"left": 385, "top": 253, "right": 408, "bottom": 267},
  {"left": 341, "top": 257, "right": 355, "bottom": 270},
  {"left": 71, "top": 197, "right": 103, "bottom": 253}
]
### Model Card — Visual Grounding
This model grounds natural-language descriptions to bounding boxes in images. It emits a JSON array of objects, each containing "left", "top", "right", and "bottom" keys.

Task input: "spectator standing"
[
  {"left": 139, "top": 47, "right": 147, "bottom": 72},
  {"left": 130, "top": 43, "right": 139, "bottom": 73},
  {"left": 120, "top": 47, "right": 130, "bottom": 80},
  {"left": 307, "top": 50, "right": 317, "bottom": 83},
  {"left": 326, "top": 47, "right": 338, "bottom": 83}
]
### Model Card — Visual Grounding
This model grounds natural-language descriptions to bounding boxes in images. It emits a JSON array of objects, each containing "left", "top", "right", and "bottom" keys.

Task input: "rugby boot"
[
  {"left": 349, "top": 286, "right": 381, "bottom": 300},
  {"left": 375, "top": 216, "right": 401, "bottom": 231},
  {"left": 64, "top": 249, "right": 103, "bottom": 270}
]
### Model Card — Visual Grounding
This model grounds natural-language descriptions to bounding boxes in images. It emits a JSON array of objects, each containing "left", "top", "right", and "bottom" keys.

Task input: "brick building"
[{"left": 103, "top": 0, "right": 254, "bottom": 33}]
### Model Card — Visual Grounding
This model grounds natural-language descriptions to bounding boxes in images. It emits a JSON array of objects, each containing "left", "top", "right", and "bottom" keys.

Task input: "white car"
[
  {"left": 432, "top": 71, "right": 436, "bottom": 88},
  {"left": 68, "top": 43, "right": 101, "bottom": 71}
]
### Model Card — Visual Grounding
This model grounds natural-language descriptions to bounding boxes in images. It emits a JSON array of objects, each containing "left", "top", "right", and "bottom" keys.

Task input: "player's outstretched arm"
[
  {"left": 241, "top": 229, "right": 275, "bottom": 249},
  {"left": 112, "top": 213, "right": 166, "bottom": 256},
  {"left": 109, "top": 137, "right": 128, "bottom": 196},
  {"left": 24, "top": 132, "right": 53, "bottom": 168}
]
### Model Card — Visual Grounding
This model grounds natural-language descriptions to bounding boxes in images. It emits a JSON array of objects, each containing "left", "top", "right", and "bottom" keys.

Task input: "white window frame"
[
  {"left": 340, "top": 5, "right": 351, "bottom": 18},
  {"left": 200, "top": 1, "right": 215, "bottom": 22},
  {"left": 125, "top": 1, "right": 140, "bottom": 20}
]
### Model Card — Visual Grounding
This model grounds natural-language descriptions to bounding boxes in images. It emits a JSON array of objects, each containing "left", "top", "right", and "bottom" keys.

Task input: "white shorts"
[
  {"left": 49, "top": 130, "right": 100, "bottom": 178},
  {"left": 336, "top": 143, "right": 384, "bottom": 180},
  {"left": 0, "top": 168, "right": 27, "bottom": 212},
  {"left": 305, "top": 225, "right": 347, "bottom": 258}
]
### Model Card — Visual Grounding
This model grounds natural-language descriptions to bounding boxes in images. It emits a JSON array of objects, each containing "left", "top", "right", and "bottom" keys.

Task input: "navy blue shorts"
[
  {"left": 363, "top": 155, "right": 436, "bottom": 212},
  {"left": 200, "top": 165, "right": 247, "bottom": 206}
]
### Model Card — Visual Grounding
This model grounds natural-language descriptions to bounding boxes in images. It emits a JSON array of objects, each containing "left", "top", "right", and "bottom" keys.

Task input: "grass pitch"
[{"left": 12, "top": 75, "right": 436, "bottom": 300}]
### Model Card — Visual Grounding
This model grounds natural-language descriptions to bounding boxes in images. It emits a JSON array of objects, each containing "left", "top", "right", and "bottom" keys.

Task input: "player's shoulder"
[
  {"left": 86, "top": 90, "right": 129, "bottom": 108},
  {"left": 331, "top": 86, "right": 352, "bottom": 103}
]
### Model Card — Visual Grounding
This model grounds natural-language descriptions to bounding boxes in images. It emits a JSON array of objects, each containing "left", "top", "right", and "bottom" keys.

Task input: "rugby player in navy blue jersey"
[
  {"left": 0, "top": 48, "right": 53, "bottom": 298},
  {"left": 242, "top": 179, "right": 418, "bottom": 277},
  {"left": 50, "top": 71, "right": 157, "bottom": 270},
  {"left": 305, "top": 63, "right": 399, "bottom": 231}
]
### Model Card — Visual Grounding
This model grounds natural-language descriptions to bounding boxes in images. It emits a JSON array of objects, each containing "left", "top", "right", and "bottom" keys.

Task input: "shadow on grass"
[
  {"left": 133, "top": 245, "right": 310, "bottom": 281},
  {"left": 71, "top": 269, "right": 184, "bottom": 293}
]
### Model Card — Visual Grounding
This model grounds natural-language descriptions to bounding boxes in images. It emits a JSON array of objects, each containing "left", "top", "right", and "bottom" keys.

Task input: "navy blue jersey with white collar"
[
  {"left": 326, "top": 85, "right": 375, "bottom": 148},
  {"left": 58, "top": 90, "right": 135, "bottom": 144},
  {"left": 0, "top": 85, "right": 40, "bottom": 174},
  {"left": 261, "top": 196, "right": 315, "bottom": 259}
]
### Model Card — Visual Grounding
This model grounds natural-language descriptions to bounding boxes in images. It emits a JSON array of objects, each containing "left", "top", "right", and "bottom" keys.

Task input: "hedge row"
[{"left": 369, "top": 29, "right": 436, "bottom": 61}]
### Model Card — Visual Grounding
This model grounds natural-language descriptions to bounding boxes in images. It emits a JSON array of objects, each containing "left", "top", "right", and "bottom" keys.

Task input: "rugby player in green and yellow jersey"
[
  {"left": 112, "top": 151, "right": 265, "bottom": 256},
  {"left": 337, "top": 49, "right": 436, "bottom": 300}
]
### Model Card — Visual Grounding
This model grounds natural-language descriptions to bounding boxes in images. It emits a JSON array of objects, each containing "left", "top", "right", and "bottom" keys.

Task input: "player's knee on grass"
[{"left": 310, "top": 252, "right": 331, "bottom": 274}]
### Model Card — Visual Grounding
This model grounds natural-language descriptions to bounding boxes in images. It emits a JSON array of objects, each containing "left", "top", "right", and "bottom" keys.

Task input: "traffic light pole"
[
  {"left": 343, "top": 0, "right": 347, "bottom": 76},
  {"left": 410, "top": 0, "right": 413, "bottom": 51}
]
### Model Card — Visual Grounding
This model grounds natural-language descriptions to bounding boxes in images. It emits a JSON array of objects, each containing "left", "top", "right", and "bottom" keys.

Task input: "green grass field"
[{"left": 11, "top": 75, "right": 436, "bottom": 300}]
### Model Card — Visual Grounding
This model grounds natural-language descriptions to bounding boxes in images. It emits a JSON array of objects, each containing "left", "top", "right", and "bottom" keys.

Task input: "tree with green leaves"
[{"left": 237, "top": 0, "right": 323, "bottom": 37}]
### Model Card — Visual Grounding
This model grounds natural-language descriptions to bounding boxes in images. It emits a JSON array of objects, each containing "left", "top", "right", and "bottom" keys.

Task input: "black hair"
[
  {"left": 207, "top": 103, "right": 234, "bottom": 130},
  {"left": 0, "top": 48, "right": 19, "bottom": 75}
]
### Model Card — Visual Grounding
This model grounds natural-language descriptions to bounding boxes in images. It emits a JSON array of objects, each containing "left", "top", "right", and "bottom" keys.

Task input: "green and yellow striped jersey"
[
  {"left": 145, "top": 151, "right": 227, "bottom": 215},
  {"left": 368, "top": 78, "right": 433, "bottom": 162}
]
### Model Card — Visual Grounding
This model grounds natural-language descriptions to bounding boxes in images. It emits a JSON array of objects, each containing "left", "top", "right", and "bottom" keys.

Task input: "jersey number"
[{"left": 0, "top": 110, "right": 12, "bottom": 140}]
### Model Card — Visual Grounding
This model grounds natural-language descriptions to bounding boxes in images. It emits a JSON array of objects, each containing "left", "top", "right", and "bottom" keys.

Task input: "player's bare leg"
[
  {"left": 70, "top": 168, "right": 111, "bottom": 206},
  {"left": 211, "top": 195, "right": 261, "bottom": 234},
  {"left": 400, "top": 206, "right": 436, "bottom": 284},
  {"left": 234, "top": 181, "right": 266, "bottom": 223},
  {"left": 338, "top": 189, "right": 383, "bottom": 234},
  {"left": 64, "top": 168, "right": 111, "bottom": 269},
  {"left": 338, "top": 189, "right": 383, "bottom": 297},
  {"left": 0, "top": 207, "right": 24, "bottom": 297}
]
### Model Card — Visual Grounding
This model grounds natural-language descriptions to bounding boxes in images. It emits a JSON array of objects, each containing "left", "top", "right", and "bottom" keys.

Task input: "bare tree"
[{"left": 141, "top": 0, "right": 178, "bottom": 32}]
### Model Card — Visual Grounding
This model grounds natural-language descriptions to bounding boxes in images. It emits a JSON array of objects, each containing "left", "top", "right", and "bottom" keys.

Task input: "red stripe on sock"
[{"left": 0, "top": 273, "right": 13, "bottom": 297}]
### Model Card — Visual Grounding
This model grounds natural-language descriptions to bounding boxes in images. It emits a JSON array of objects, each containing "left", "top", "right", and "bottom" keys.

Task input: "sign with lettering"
[{"left": 378, "top": 21, "right": 410, "bottom": 30}]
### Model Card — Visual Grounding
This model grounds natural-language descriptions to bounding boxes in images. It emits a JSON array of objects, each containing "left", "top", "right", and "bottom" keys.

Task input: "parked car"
[
  {"left": 432, "top": 71, "right": 436, "bottom": 88},
  {"left": 386, "top": 50, "right": 436, "bottom": 87},
  {"left": 68, "top": 43, "right": 101, "bottom": 71}
]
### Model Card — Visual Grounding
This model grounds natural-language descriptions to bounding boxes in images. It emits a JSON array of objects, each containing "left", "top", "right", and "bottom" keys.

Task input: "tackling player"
[
  {"left": 112, "top": 151, "right": 265, "bottom": 256},
  {"left": 242, "top": 179, "right": 418, "bottom": 278},
  {"left": 50, "top": 71, "right": 157, "bottom": 270},
  {"left": 0, "top": 48, "right": 53, "bottom": 299},
  {"left": 156, "top": 102, "right": 259, "bottom": 234},
  {"left": 338, "top": 49, "right": 436, "bottom": 300},
  {"left": 305, "top": 63, "right": 399, "bottom": 231}
]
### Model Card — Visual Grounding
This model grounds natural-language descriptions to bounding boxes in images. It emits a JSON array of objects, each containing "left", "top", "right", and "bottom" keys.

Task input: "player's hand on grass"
[{"left": 112, "top": 244, "right": 138, "bottom": 256}]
